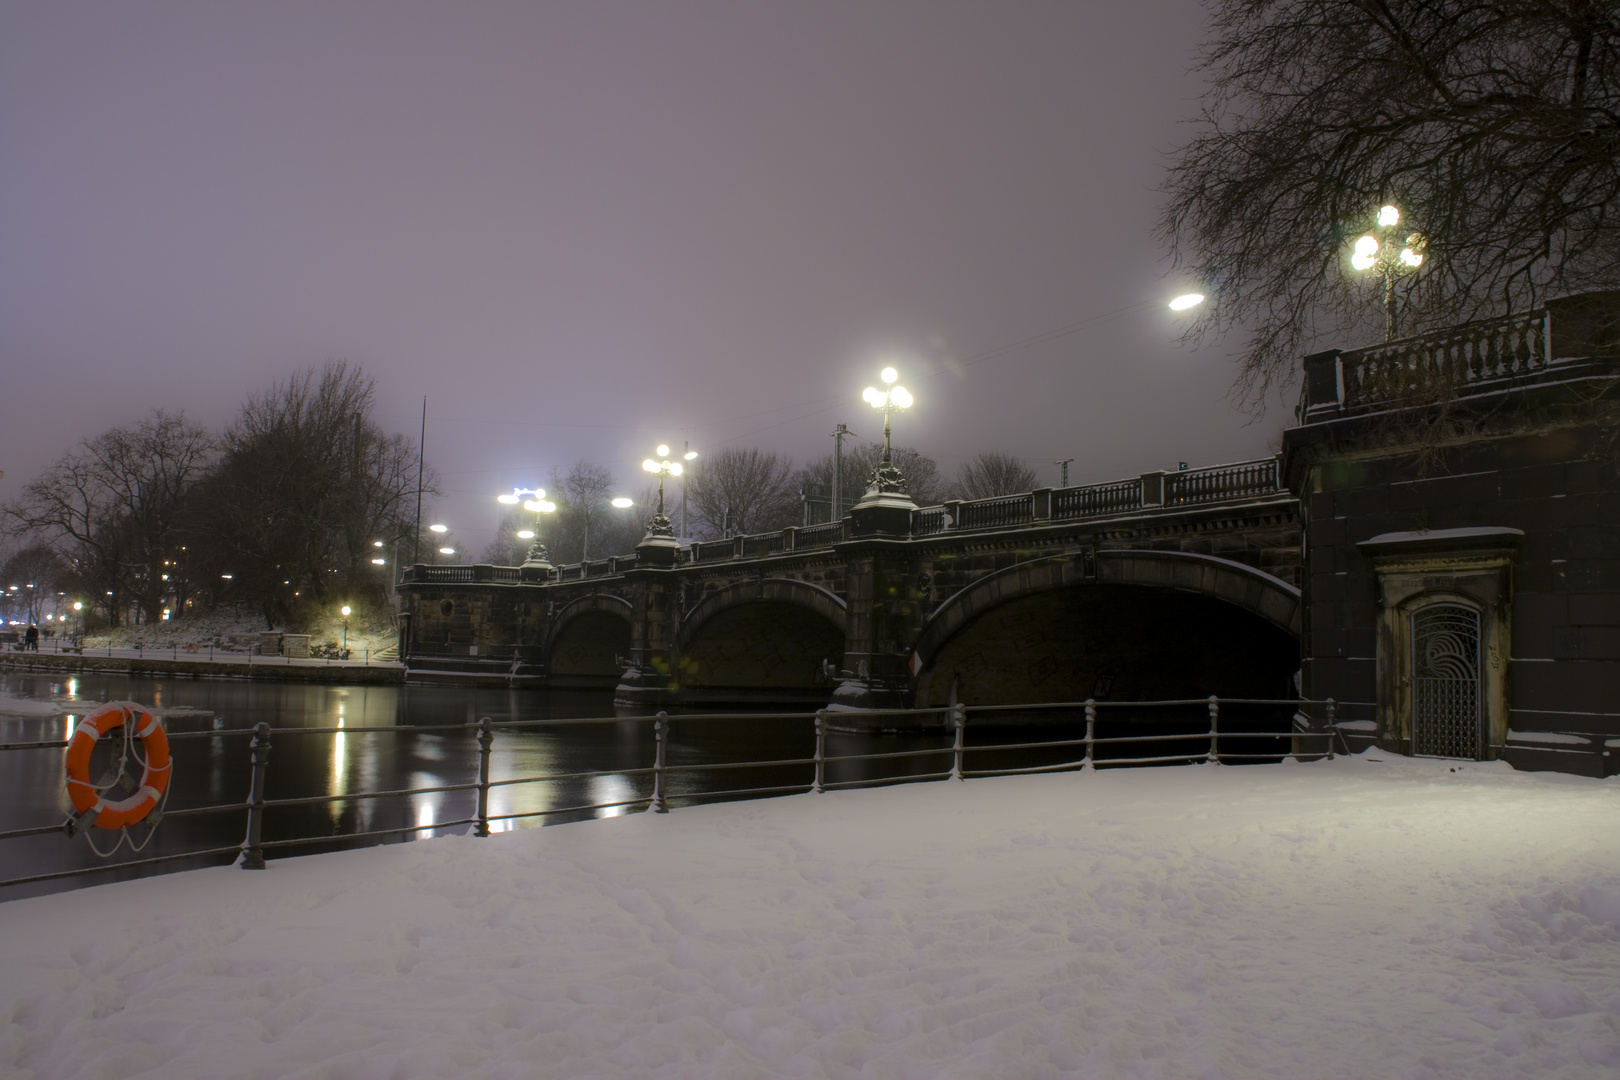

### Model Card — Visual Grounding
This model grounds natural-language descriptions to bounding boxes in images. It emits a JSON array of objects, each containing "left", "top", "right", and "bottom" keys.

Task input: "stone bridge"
[{"left": 399, "top": 457, "right": 1302, "bottom": 713}]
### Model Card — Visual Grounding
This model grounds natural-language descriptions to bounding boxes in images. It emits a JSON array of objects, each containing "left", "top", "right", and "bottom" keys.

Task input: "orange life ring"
[{"left": 65, "top": 701, "right": 171, "bottom": 829}]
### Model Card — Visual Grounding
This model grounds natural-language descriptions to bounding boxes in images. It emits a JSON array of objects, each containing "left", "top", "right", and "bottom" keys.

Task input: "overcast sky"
[{"left": 1, "top": 1, "right": 1295, "bottom": 552}]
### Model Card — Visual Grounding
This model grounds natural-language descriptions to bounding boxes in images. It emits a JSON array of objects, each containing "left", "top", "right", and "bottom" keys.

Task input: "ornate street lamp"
[
  {"left": 1351, "top": 204, "right": 1425, "bottom": 340},
  {"left": 499, "top": 487, "right": 555, "bottom": 569},
  {"left": 640, "top": 446, "right": 684, "bottom": 539},
  {"left": 859, "top": 366, "right": 914, "bottom": 499}
]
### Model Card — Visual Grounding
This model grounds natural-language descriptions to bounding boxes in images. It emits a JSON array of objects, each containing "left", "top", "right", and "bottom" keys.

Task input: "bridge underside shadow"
[
  {"left": 677, "top": 601, "right": 844, "bottom": 707},
  {"left": 548, "top": 610, "right": 632, "bottom": 690},
  {"left": 915, "top": 584, "right": 1298, "bottom": 720}
]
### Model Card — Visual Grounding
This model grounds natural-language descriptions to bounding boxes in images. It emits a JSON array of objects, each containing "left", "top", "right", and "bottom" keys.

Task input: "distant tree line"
[
  {"left": 3, "top": 363, "right": 1059, "bottom": 628},
  {"left": 2, "top": 363, "right": 428, "bottom": 631}
]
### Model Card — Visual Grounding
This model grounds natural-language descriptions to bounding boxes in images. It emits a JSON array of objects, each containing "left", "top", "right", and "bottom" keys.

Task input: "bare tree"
[
  {"left": 796, "top": 443, "right": 945, "bottom": 520},
  {"left": 1160, "top": 0, "right": 1620, "bottom": 405},
  {"left": 2, "top": 410, "right": 214, "bottom": 625},
  {"left": 1, "top": 545, "right": 74, "bottom": 625},
  {"left": 198, "top": 362, "right": 423, "bottom": 628},
  {"left": 952, "top": 452, "right": 1039, "bottom": 500},
  {"left": 549, "top": 459, "right": 617, "bottom": 562},
  {"left": 685, "top": 448, "right": 799, "bottom": 538}
]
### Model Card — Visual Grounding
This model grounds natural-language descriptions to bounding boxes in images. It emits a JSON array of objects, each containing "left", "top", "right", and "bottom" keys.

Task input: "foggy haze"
[{"left": 0, "top": 1, "right": 1286, "bottom": 553}]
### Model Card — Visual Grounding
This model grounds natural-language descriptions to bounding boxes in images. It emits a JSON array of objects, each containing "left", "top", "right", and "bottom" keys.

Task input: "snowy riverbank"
[{"left": 3, "top": 753, "right": 1619, "bottom": 1079}]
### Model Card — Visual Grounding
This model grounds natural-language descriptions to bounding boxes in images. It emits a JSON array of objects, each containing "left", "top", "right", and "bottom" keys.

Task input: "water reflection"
[{"left": 8, "top": 671, "right": 1134, "bottom": 901}]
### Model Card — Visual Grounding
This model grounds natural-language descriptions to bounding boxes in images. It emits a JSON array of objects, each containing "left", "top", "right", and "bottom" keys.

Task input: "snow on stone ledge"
[
  {"left": 1508, "top": 730, "right": 1592, "bottom": 745},
  {"left": 3, "top": 755, "right": 1619, "bottom": 1079}
]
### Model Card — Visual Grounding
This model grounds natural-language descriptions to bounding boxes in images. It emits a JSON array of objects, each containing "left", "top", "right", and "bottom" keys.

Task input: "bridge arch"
[
  {"left": 912, "top": 550, "right": 1300, "bottom": 707},
  {"left": 676, "top": 578, "right": 847, "bottom": 700},
  {"left": 546, "top": 593, "right": 634, "bottom": 681}
]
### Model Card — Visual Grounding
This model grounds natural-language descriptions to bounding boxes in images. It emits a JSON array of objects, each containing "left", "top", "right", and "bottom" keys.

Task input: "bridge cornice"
[{"left": 910, "top": 548, "right": 1302, "bottom": 671}]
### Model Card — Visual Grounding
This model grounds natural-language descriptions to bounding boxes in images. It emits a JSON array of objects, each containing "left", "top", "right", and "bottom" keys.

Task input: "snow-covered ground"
[{"left": 3, "top": 752, "right": 1618, "bottom": 1079}]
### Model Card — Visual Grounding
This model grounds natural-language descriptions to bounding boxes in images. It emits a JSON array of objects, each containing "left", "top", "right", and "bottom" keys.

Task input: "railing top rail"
[{"left": 0, "top": 696, "right": 1344, "bottom": 754}]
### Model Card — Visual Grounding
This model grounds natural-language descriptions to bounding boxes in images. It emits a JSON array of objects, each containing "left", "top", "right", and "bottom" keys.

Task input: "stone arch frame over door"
[
  {"left": 1358, "top": 528, "right": 1522, "bottom": 760},
  {"left": 1404, "top": 595, "right": 1485, "bottom": 758}
]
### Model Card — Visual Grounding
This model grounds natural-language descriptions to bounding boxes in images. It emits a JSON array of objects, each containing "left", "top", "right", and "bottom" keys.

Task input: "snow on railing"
[{"left": 0, "top": 696, "right": 1342, "bottom": 893}]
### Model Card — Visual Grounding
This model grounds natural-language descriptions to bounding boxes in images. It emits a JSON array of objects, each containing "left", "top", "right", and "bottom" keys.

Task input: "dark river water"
[
  {"left": 2, "top": 670, "right": 1294, "bottom": 902},
  {"left": 0, "top": 670, "right": 969, "bottom": 901}
]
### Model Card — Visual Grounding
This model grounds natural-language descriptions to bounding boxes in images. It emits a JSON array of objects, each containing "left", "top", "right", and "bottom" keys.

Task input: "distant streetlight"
[
  {"left": 1168, "top": 292, "right": 1205, "bottom": 311},
  {"left": 501, "top": 488, "right": 555, "bottom": 568},
  {"left": 641, "top": 445, "right": 684, "bottom": 539},
  {"left": 1350, "top": 203, "right": 1425, "bottom": 340},
  {"left": 340, "top": 605, "right": 351, "bottom": 651},
  {"left": 860, "top": 366, "right": 913, "bottom": 497},
  {"left": 611, "top": 497, "right": 634, "bottom": 509}
]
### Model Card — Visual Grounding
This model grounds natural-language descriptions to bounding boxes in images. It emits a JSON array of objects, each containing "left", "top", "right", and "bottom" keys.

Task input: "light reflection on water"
[{"left": 0, "top": 668, "right": 968, "bottom": 900}]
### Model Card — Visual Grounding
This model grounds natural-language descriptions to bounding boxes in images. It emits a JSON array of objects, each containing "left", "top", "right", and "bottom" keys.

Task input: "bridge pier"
[
  {"left": 613, "top": 536, "right": 682, "bottom": 707},
  {"left": 829, "top": 541, "right": 929, "bottom": 723}
]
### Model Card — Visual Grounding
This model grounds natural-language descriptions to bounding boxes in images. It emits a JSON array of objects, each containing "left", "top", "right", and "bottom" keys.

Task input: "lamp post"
[
  {"left": 680, "top": 442, "right": 698, "bottom": 539},
  {"left": 340, "top": 605, "right": 350, "bottom": 651},
  {"left": 1351, "top": 204, "right": 1425, "bottom": 340},
  {"left": 499, "top": 487, "right": 555, "bottom": 568},
  {"left": 860, "top": 366, "right": 914, "bottom": 498},
  {"left": 641, "top": 446, "right": 684, "bottom": 539}
]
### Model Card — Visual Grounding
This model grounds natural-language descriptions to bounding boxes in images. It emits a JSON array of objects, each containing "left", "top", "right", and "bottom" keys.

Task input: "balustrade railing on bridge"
[
  {"left": 0, "top": 695, "right": 1349, "bottom": 894},
  {"left": 1297, "top": 293, "right": 1619, "bottom": 422},
  {"left": 399, "top": 456, "right": 1286, "bottom": 583}
]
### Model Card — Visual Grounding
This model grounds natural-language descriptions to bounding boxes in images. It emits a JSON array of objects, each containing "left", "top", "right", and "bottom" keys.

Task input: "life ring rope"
[{"left": 63, "top": 701, "right": 173, "bottom": 854}]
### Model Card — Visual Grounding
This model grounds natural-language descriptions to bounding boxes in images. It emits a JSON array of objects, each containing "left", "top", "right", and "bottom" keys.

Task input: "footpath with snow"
[{"left": 3, "top": 752, "right": 1619, "bottom": 1079}]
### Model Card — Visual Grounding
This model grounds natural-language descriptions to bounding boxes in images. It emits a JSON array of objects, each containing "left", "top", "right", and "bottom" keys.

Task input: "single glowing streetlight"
[
  {"left": 641, "top": 445, "right": 684, "bottom": 538},
  {"left": 500, "top": 488, "right": 555, "bottom": 567},
  {"left": 1350, "top": 203, "right": 1426, "bottom": 340},
  {"left": 340, "top": 605, "right": 351, "bottom": 651},
  {"left": 429, "top": 523, "right": 448, "bottom": 534},
  {"left": 1168, "top": 292, "right": 1205, "bottom": 312},
  {"left": 611, "top": 497, "right": 634, "bottom": 509},
  {"left": 859, "top": 364, "right": 913, "bottom": 498}
]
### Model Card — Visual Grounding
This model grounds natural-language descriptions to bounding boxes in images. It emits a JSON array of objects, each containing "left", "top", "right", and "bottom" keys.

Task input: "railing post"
[
  {"left": 1083, "top": 698, "right": 1096, "bottom": 771},
  {"left": 1325, "top": 697, "right": 1338, "bottom": 760},
  {"left": 474, "top": 716, "right": 494, "bottom": 836},
  {"left": 950, "top": 703, "right": 966, "bottom": 781},
  {"left": 241, "top": 721, "right": 271, "bottom": 870},
  {"left": 649, "top": 712, "right": 669, "bottom": 813},
  {"left": 811, "top": 710, "right": 826, "bottom": 794},
  {"left": 1207, "top": 695, "right": 1220, "bottom": 764}
]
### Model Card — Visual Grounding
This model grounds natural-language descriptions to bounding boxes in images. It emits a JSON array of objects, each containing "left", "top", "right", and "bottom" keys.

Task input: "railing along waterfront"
[{"left": 0, "top": 696, "right": 1345, "bottom": 892}]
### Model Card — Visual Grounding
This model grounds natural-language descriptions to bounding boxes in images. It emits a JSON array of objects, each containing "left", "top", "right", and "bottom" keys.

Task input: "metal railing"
[{"left": 0, "top": 696, "right": 1342, "bottom": 893}]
